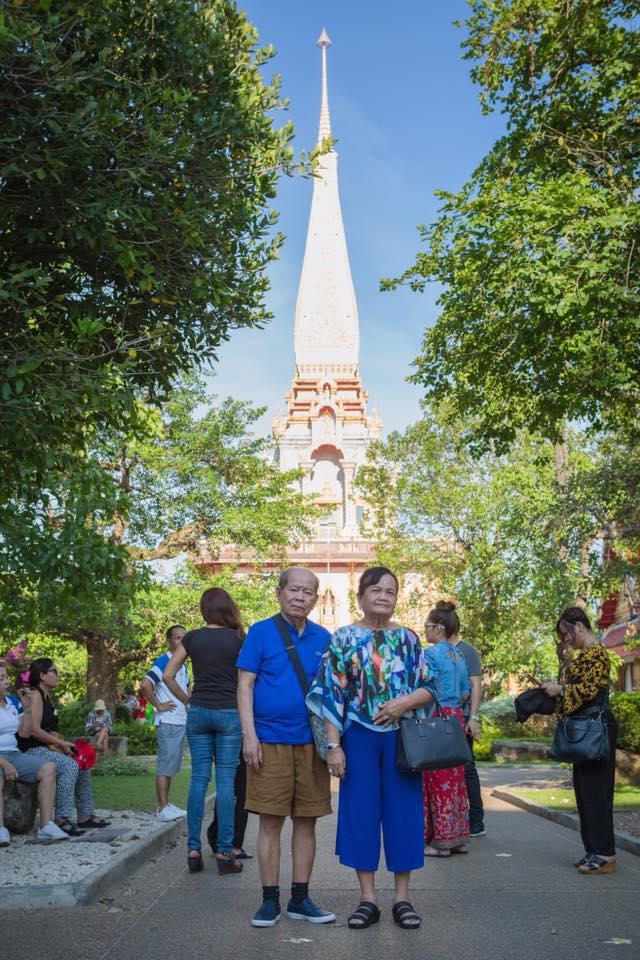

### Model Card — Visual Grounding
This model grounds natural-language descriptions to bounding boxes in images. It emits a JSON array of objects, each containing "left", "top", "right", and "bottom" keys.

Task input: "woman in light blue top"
[{"left": 422, "top": 601, "right": 471, "bottom": 857}]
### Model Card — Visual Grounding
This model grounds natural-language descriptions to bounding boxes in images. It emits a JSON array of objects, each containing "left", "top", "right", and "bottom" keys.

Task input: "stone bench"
[
  {"left": 491, "top": 740, "right": 551, "bottom": 762},
  {"left": 3, "top": 780, "right": 38, "bottom": 834}
]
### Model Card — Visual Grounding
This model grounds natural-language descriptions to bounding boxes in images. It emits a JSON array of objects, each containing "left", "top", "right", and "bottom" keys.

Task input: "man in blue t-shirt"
[{"left": 237, "top": 567, "right": 334, "bottom": 928}]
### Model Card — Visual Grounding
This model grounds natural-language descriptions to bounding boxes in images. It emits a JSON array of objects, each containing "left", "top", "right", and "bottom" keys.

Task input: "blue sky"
[{"left": 209, "top": 0, "right": 505, "bottom": 436}]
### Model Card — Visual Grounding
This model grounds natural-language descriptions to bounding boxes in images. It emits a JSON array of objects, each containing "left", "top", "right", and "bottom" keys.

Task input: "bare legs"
[
  {"left": 257, "top": 814, "right": 318, "bottom": 886},
  {"left": 36, "top": 762, "right": 56, "bottom": 825},
  {"left": 354, "top": 868, "right": 413, "bottom": 906},
  {"left": 0, "top": 761, "right": 55, "bottom": 829},
  {"left": 156, "top": 774, "right": 172, "bottom": 810}
]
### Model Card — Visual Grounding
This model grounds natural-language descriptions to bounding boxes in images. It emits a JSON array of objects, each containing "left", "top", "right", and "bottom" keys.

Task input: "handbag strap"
[
  {"left": 272, "top": 614, "right": 310, "bottom": 698},
  {"left": 414, "top": 690, "right": 444, "bottom": 721}
]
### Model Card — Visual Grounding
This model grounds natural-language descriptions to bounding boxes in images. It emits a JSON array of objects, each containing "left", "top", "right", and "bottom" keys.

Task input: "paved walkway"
[{"left": 2, "top": 766, "right": 639, "bottom": 959}]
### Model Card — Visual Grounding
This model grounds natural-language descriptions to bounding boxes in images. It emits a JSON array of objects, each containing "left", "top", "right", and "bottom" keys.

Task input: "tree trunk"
[{"left": 84, "top": 632, "right": 120, "bottom": 715}]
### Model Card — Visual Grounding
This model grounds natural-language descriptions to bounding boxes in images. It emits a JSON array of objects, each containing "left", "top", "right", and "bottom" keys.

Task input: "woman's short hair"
[
  {"left": 357, "top": 566, "right": 399, "bottom": 598},
  {"left": 200, "top": 587, "right": 245, "bottom": 638},
  {"left": 555, "top": 606, "right": 592, "bottom": 639},
  {"left": 427, "top": 600, "right": 460, "bottom": 639},
  {"left": 28, "top": 657, "right": 54, "bottom": 688}
]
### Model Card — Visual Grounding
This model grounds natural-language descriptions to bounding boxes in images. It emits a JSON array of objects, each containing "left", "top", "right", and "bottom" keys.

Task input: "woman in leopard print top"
[{"left": 542, "top": 606, "right": 617, "bottom": 875}]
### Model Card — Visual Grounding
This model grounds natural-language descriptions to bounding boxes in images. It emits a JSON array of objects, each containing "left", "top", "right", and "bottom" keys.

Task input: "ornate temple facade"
[{"left": 271, "top": 31, "right": 381, "bottom": 629}]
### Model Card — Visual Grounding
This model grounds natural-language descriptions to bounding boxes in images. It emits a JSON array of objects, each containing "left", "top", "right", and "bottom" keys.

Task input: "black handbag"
[
  {"left": 396, "top": 695, "right": 472, "bottom": 773},
  {"left": 550, "top": 703, "right": 611, "bottom": 764},
  {"left": 272, "top": 615, "right": 328, "bottom": 761}
]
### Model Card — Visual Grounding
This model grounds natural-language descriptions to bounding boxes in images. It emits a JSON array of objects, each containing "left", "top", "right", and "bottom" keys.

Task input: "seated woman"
[
  {"left": 0, "top": 664, "right": 68, "bottom": 844},
  {"left": 85, "top": 699, "right": 113, "bottom": 753},
  {"left": 20, "top": 658, "right": 109, "bottom": 835},
  {"left": 307, "top": 566, "right": 432, "bottom": 931},
  {"left": 422, "top": 601, "right": 471, "bottom": 857},
  {"left": 542, "top": 606, "right": 617, "bottom": 874}
]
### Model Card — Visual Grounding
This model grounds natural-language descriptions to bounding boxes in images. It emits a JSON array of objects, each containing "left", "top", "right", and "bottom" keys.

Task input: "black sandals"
[
  {"left": 392, "top": 900, "right": 422, "bottom": 929},
  {"left": 348, "top": 901, "right": 381, "bottom": 929},
  {"left": 78, "top": 816, "right": 111, "bottom": 828}
]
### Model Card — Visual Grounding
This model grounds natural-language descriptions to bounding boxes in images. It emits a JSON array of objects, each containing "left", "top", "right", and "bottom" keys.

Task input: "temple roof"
[{"left": 293, "top": 32, "right": 359, "bottom": 372}]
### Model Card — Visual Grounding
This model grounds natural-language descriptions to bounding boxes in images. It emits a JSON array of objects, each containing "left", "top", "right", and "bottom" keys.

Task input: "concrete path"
[{"left": 1, "top": 767, "right": 638, "bottom": 960}]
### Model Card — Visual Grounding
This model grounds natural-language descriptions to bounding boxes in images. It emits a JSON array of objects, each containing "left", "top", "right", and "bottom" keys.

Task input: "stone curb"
[
  {"left": 1, "top": 794, "right": 214, "bottom": 910},
  {"left": 492, "top": 785, "right": 640, "bottom": 858}
]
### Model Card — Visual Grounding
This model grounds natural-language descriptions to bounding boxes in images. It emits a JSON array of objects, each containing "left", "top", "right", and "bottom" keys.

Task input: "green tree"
[
  {"left": 1, "top": 0, "right": 300, "bottom": 485},
  {"left": 357, "top": 407, "right": 635, "bottom": 679},
  {"left": 1, "top": 380, "right": 317, "bottom": 706},
  {"left": 385, "top": 0, "right": 639, "bottom": 450}
]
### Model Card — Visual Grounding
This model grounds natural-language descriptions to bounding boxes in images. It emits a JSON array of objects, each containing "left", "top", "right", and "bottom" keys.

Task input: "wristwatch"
[
  {"left": 470, "top": 714, "right": 481, "bottom": 722},
  {"left": 326, "top": 742, "right": 340, "bottom": 751}
]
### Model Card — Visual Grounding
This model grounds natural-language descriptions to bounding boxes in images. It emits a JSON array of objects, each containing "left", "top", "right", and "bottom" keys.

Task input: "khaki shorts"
[{"left": 245, "top": 742, "right": 331, "bottom": 818}]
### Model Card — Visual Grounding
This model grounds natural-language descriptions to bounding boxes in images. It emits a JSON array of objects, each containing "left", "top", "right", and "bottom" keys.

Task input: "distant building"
[
  {"left": 597, "top": 574, "right": 640, "bottom": 692},
  {"left": 205, "top": 32, "right": 383, "bottom": 628}
]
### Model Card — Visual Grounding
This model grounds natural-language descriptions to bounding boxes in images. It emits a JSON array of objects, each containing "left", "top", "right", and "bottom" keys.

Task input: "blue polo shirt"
[{"left": 236, "top": 615, "right": 330, "bottom": 744}]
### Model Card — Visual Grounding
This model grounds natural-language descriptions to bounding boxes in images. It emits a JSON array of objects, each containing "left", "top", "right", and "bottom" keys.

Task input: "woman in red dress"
[{"left": 422, "top": 601, "right": 471, "bottom": 857}]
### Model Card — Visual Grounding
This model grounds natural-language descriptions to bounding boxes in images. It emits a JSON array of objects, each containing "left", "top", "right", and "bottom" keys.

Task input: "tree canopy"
[
  {"left": 357, "top": 406, "right": 638, "bottom": 678},
  {"left": 1, "top": 0, "right": 298, "bottom": 485},
  {"left": 385, "top": 0, "right": 640, "bottom": 450}
]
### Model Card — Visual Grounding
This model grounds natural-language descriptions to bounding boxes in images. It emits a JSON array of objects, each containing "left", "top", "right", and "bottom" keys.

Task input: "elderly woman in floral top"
[
  {"left": 307, "top": 567, "right": 432, "bottom": 931},
  {"left": 542, "top": 606, "right": 617, "bottom": 875}
]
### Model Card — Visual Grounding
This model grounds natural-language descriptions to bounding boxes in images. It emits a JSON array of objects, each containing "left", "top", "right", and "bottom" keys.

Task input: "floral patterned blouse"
[
  {"left": 306, "top": 623, "right": 431, "bottom": 734},
  {"left": 559, "top": 643, "right": 611, "bottom": 715}
]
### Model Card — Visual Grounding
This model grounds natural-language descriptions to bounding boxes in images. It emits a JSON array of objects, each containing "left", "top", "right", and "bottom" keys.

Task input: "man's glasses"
[{"left": 47, "top": 667, "right": 59, "bottom": 675}]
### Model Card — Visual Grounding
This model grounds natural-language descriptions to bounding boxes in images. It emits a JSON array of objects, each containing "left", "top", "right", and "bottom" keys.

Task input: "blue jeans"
[{"left": 186, "top": 705, "right": 242, "bottom": 853}]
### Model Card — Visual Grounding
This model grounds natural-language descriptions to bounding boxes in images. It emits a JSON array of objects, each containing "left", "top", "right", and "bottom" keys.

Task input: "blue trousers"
[
  {"left": 186, "top": 705, "right": 241, "bottom": 853},
  {"left": 336, "top": 723, "right": 424, "bottom": 873}
]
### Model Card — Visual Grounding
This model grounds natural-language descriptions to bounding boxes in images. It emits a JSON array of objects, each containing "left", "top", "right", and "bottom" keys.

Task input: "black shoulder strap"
[{"left": 272, "top": 614, "right": 310, "bottom": 697}]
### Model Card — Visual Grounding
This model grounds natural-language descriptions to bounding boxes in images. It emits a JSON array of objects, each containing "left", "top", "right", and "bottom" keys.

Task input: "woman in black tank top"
[{"left": 24, "top": 657, "right": 109, "bottom": 834}]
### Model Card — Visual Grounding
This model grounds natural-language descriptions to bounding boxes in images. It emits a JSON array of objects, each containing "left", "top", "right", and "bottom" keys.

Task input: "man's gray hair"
[{"left": 278, "top": 567, "right": 320, "bottom": 593}]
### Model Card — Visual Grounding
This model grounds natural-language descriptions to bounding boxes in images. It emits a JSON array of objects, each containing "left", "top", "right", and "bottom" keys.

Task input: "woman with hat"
[{"left": 85, "top": 699, "right": 113, "bottom": 753}]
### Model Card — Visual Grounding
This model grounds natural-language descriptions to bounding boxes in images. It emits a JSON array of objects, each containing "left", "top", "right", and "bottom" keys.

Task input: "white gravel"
[{"left": 1, "top": 809, "right": 179, "bottom": 887}]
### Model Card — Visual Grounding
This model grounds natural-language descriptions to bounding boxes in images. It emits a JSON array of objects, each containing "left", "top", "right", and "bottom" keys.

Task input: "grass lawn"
[
  {"left": 91, "top": 763, "right": 197, "bottom": 811},
  {"left": 512, "top": 784, "right": 640, "bottom": 812}
]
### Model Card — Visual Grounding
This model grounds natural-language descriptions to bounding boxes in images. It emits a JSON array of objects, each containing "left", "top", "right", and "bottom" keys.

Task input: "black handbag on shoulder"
[
  {"left": 550, "top": 699, "right": 611, "bottom": 765},
  {"left": 396, "top": 694, "right": 472, "bottom": 773}
]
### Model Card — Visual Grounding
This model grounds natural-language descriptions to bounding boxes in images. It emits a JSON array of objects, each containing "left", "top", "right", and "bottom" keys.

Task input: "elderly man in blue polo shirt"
[{"left": 237, "top": 566, "right": 334, "bottom": 928}]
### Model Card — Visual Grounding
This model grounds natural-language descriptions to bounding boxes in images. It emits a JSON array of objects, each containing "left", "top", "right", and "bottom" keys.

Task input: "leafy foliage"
[
  {"left": 0, "top": 0, "right": 299, "bottom": 485},
  {"left": 92, "top": 756, "right": 149, "bottom": 777},
  {"left": 357, "top": 406, "right": 638, "bottom": 678},
  {"left": 610, "top": 692, "right": 640, "bottom": 752},
  {"left": 385, "top": 0, "right": 640, "bottom": 449}
]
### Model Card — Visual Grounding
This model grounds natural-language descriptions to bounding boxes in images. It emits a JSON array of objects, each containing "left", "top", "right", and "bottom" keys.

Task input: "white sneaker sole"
[
  {"left": 287, "top": 911, "right": 336, "bottom": 923},
  {"left": 251, "top": 914, "right": 281, "bottom": 927}
]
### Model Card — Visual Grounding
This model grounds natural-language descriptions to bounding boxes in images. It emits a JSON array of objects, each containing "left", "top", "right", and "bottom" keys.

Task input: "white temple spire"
[
  {"left": 293, "top": 32, "right": 359, "bottom": 373},
  {"left": 317, "top": 28, "right": 332, "bottom": 142}
]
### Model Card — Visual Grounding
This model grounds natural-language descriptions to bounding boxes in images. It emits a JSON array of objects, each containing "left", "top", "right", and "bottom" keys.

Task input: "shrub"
[
  {"left": 479, "top": 694, "right": 523, "bottom": 738},
  {"left": 57, "top": 699, "right": 89, "bottom": 737},
  {"left": 112, "top": 720, "right": 158, "bottom": 755},
  {"left": 611, "top": 692, "right": 640, "bottom": 753},
  {"left": 92, "top": 756, "right": 149, "bottom": 776}
]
